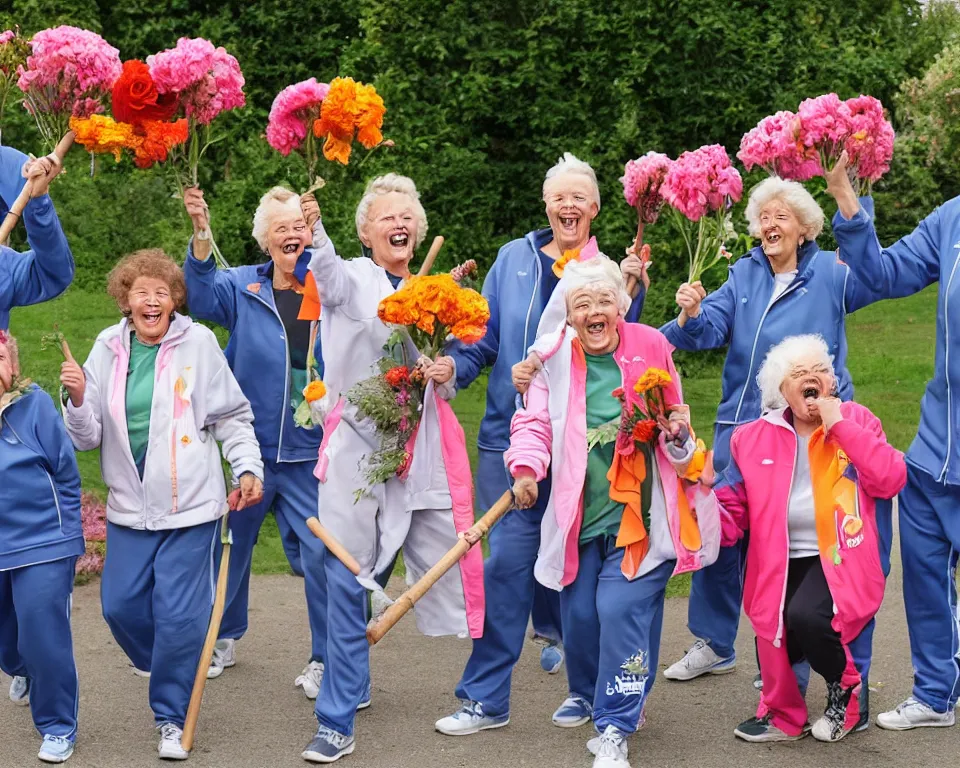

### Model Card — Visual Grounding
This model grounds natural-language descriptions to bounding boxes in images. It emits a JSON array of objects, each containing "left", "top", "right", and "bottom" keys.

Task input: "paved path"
[{"left": 2, "top": 540, "right": 957, "bottom": 768}]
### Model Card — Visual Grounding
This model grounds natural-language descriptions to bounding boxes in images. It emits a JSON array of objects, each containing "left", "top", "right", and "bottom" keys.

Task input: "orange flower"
[
  {"left": 632, "top": 419, "right": 657, "bottom": 443},
  {"left": 683, "top": 439, "right": 708, "bottom": 481},
  {"left": 634, "top": 368, "right": 672, "bottom": 394},
  {"left": 384, "top": 366, "right": 411, "bottom": 389},
  {"left": 69, "top": 114, "right": 137, "bottom": 160},
  {"left": 312, "top": 76, "right": 386, "bottom": 165},
  {"left": 304, "top": 380, "right": 327, "bottom": 403},
  {"left": 355, "top": 82, "right": 385, "bottom": 148},
  {"left": 131, "top": 119, "right": 188, "bottom": 169},
  {"left": 552, "top": 249, "right": 581, "bottom": 278},
  {"left": 378, "top": 274, "right": 489, "bottom": 344}
]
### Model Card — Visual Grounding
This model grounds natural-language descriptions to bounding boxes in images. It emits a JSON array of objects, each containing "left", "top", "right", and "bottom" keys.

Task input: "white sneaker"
[
  {"left": 37, "top": 735, "right": 74, "bottom": 763},
  {"left": 9, "top": 675, "right": 29, "bottom": 705},
  {"left": 592, "top": 725, "right": 630, "bottom": 768},
  {"left": 157, "top": 723, "right": 188, "bottom": 760},
  {"left": 876, "top": 697, "right": 956, "bottom": 731},
  {"left": 663, "top": 639, "right": 736, "bottom": 681},
  {"left": 295, "top": 660, "right": 325, "bottom": 700},
  {"left": 435, "top": 701, "right": 510, "bottom": 736},
  {"left": 131, "top": 666, "right": 151, "bottom": 678},
  {"left": 206, "top": 638, "right": 235, "bottom": 680}
]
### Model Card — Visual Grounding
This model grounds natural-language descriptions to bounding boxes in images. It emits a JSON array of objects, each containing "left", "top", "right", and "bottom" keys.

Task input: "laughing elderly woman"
[
  {"left": 659, "top": 180, "right": 889, "bottom": 711},
  {"left": 505, "top": 257, "right": 719, "bottom": 768},
  {"left": 299, "top": 174, "right": 483, "bottom": 764},
  {"left": 436, "top": 153, "right": 649, "bottom": 738},
  {"left": 182, "top": 186, "right": 328, "bottom": 696},
  {"left": 714, "top": 334, "right": 905, "bottom": 744}
]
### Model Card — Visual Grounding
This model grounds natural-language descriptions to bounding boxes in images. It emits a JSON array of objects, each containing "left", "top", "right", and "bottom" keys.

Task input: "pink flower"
[
  {"left": 0, "top": 30, "right": 14, "bottom": 45},
  {"left": 266, "top": 78, "right": 330, "bottom": 155},
  {"left": 621, "top": 151, "right": 672, "bottom": 223},
  {"left": 737, "top": 110, "right": 817, "bottom": 179},
  {"left": 147, "top": 37, "right": 245, "bottom": 125},
  {"left": 844, "top": 94, "right": 894, "bottom": 182},
  {"left": 16, "top": 25, "right": 120, "bottom": 118},
  {"left": 75, "top": 552, "right": 105, "bottom": 576},
  {"left": 80, "top": 492, "right": 106, "bottom": 542},
  {"left": 662, "top": 144, "right": 742, "bottom": 222},
  {"left": 796, "top": 93, "right": 852, "bottom": 148}
]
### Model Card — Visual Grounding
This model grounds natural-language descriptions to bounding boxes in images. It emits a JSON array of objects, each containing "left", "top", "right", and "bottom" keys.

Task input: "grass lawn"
[{"left": 10, "top": 285, "right": 937, "bottom": 589}]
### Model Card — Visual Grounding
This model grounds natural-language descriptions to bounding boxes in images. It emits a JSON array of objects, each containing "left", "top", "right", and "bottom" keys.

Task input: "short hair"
[
  {"left": 757, "top": 334, "right": 835, "bottom": 411},
  {"left": 107, "top": 249, "right": 187, "bottom": 314},
  {"left": 744, "top": 177, "right": 824, "bottom": 240},
  {"left": 354, "top": 173, "right": 428, "bottom": 247},
  {"left": 252, "top": 186, "right": 301, "bottom": 252},
  {"left": 0, "top": 329, "right": 20, "bottom": 378},
  {"left": 562, "top": 256, "right": 631, "bottom": 317},
  {"left": 542, "top": 152, "right": 601, "bottom": 211}
]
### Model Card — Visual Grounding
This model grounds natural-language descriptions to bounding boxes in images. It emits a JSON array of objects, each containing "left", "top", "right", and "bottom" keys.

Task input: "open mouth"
[
  {"left": 559, "top": 215, "right": 580, "bottom": 233},
  {"left": 141, "top": 311, "right": 162, "bottom": 327},
  {"left": 764, "top": 232, "right": 781, "bottom": 246},
  {"left": 586, "top": 321, "right": 606, "bottom": 337},
  {"left": 802, "top": 383, "right": 820, "bottom": 400},
  {"left": 389, "top": 232, "right": 409, "bottom": 247},
  {"left": 282, "top": 242, "right": 300, "bottom": 254}
]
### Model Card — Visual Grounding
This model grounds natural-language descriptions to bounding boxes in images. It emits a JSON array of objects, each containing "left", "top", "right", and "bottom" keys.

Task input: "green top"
[{"left": 126, "top": 333, "right": 159, "bottom": 472}]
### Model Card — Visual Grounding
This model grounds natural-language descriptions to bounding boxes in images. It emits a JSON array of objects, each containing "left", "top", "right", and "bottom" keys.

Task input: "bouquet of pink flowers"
[
  {"left": 15, "top": 25, "right": 121, "bottom": 151},
  {"left": 621, "top": 151, "right": 672, "bottom": 251},
  {"left": 266, "top": 78, "right": 330, "bottom": 188},
  {"left": 737, "top": 110, "right": 821, "bottom": 181},
  {"left": 0, "top": 27, "right": 30, "bottom": 144},
  {"left": 661, "top": 144, "right": 742, "bottom": 283}
]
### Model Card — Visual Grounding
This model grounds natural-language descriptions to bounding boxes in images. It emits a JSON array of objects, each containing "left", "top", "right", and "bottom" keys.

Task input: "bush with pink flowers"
[{"left": 75, "top": 492, "right": 106, "bottom": 581}]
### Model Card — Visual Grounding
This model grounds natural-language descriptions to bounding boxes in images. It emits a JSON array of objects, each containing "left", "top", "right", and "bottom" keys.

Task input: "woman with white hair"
[
  {"left": 181, "top": 186, "right": 328, "bottom": 695},
  {"left": 660, "top": 179, "right": 887, "bottom": 706},
  {"left": 299, "top": 174, "right": 483, "bottom": 763},
  {"left": 711, "top": 334, "right": 904, "bottom": 743},
  {"left": 435, "top": 153, "right": 649, "bottom": 737},
  {"left": 502, "top": 257, "right": 719, "bottom": 768}
]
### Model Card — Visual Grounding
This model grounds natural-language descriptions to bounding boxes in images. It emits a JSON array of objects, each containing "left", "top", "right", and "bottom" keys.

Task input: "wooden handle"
[
  {"left": 0, "top": 132, "right": 75, "bottom": 245},
  {"left": 416, "top": 236, "right": 445, "bottom": 277},
  {"left": 181, "top": 513, "right": 230, "bottom": 752},
  {"left": 307, "top": 517, "right": 362, "bottom": 576},
  {"left": 366, "top": 490, "right": 514, "bottom": 645}
]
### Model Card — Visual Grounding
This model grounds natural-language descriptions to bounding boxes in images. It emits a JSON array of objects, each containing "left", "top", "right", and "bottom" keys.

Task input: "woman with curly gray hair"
[{"left": 658, "top": 177, "right": 889, "bottom": 715}]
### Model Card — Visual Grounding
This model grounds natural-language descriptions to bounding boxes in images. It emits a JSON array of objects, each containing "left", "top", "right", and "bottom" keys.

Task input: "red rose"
[
  {"left": 611, "top": 387, "right": 625, "bottom": 400},
  {"left": 384, "top": 366, "right": 411, "bottom": 389},
  {"left": 112, "top": 60, "right": 179, "bottom": 126},
  {"left": 632, "top": 419, "right": 657, "bottom": 443}
]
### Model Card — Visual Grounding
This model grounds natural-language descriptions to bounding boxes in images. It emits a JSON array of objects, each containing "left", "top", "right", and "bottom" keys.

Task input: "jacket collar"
[
  {"left": 106, "top": 312, "right": 193, "bottom": 353},
  {"left": 747, "top": 239, "right": 820, "bottom": 279},
  {"left": 253, "top": 249, "right": 312, "bottom": 285}
]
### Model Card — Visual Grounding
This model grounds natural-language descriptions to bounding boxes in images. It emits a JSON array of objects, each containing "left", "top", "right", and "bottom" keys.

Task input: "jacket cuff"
[
  {"left": 312, "top": 220, "right": 331, "bottom": 250},
  {"left": 185, "top": 238, "right": 216, "bottom": 270},
  {"left": 232, "top": 458, "right": 265, "bottom": 483},
  {"left": 832, "top": 205, "right": 872, "bottom": 232}
]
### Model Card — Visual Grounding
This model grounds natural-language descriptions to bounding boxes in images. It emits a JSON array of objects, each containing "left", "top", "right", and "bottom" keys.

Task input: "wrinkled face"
[
  {"left": 567, "top": 284, "right": 621, "bottom": 355},
  {"left": 0, "top": 340, "right": 17, "bottom": 392},
  {"left": 759, "top": 199, "right": 804, "bottom": 261},
  {"left": 125, "top": 276, "right": 174, "bottom": 345},
  {"left": 362, "top": 192, "right": 419, "bottom": 275},
  {"left": 265, "top": 199, "right": 311, "bottom": 274},
  {"left": 781, "top": 353, "right": 835, "bottom": 424},
  {"left": 544, "top": 174, "right": 599, "bottom": 253}
]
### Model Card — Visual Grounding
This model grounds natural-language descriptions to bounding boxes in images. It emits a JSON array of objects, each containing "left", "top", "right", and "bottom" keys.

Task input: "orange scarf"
[
  {"left": 296, "top": 271, "right": 322, "bottom": 321},
  {"left": 807, "top": 426, "right": 861, "bottom": 565}
]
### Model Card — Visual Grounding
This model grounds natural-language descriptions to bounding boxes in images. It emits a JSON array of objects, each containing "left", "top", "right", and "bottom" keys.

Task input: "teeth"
[
  {"left": 389, "top": 234, "right": 408, "bottom": 246},
  {"left": 283, "top": 244, "right": 298, "bottom": 253}
]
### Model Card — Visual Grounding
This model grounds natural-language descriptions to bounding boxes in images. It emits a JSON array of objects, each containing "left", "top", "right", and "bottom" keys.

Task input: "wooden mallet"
[
  {"left": 0, "top": 132, "right": 75, "bottom": 246},
  {"left": 366, "top": 490, "right": 514, "bottom": 645}
]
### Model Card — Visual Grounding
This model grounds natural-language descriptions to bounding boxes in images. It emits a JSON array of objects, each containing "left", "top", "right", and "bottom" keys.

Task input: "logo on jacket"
[{"left": 605, "top": 650, "right": 650, "bottom": 697}]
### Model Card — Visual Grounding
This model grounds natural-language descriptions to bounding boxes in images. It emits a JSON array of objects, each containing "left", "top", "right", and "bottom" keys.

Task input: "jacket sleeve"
[
  {"left": 504, "top": 373, "right": 552, "bottom": 480},
  {"left": 307, "top": 219, "right": 355, "bottom": 309},
  {"left": 201, "top": 340, "right": 264, "bottom": 482},
  {"left": 449, "top": 257, "right": 501, "bottom": 390},
  {"left": 63, "top": 343, "right": 104, "bottom": 451},
  {"left": 714, "top": 435, "right": 749, "bottom": 544},
  {"left": 827, "top": 406, "right": 907, "bottom": 501},
  {"left": 183, "top": 241, "right": 241, "bottom": 330},
  {"left": 33, "top": 390, "right": 82, "bottom": 513},
  {"left": 625, "top": 283, "right": 645, "bottom": 323},
  {"left": 659, "top": 273, "right": 736, "bottom": 351},
  {"left": 832, "top": 197, "right": 941, "bottom": 299}
]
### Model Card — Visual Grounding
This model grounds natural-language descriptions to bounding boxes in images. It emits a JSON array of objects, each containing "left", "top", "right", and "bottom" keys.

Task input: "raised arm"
[
  {"left": 183, "top": 240, "right": 241, "bottom": 330},
  {"left": 660, "top": 275, "right": 736, "bottom": 351},
  {"left": 62, "top": 342, "right": 104, "bottom": 451},
  {"left": 306, "top": 218, "right": 357, "bottom": 309}
]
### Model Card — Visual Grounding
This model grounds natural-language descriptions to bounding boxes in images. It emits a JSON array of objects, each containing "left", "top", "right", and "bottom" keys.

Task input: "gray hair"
[
  {"left": 252, "top": 186, "right": 301, "bottom": 251},
  {"left": 354, "top": 173, "right": 428, "bottom": 247},
  {"left": 562, "top": 256, "right": 631, "bottom": 317},
  {"left": 757, "top": 334, "right": 835, "bottom": 411},
  {"left": 744, "top": 176, "right": 824, "bottom": 240},
  {"left": 542, "top": 152, "right": 601, "bottom": 211},
  {"left": 0, "top": 330, "right": 20, "bottom": 378}
]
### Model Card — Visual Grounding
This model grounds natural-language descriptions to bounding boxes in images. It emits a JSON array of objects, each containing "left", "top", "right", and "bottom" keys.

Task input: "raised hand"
[
  {"left": 24, "top": 153, "right": 64, "bottom": 198},
  {"left": 58, "top": 339, "right": 86, "bottom": 407},
  {"left": 622, "top": 243, "right": 652, "bottom": 294},
  {"left": 300, "top": 193, "right": 320, "bottom": 229},
  {"left": 676, "top": 281, "right": 706, "bottom": 326},
  {"left": 823, "top": 150, "right": 860, "bottom": 220},
  {"left": 182, "top": 187, "right": 210, "bottom": 233},
  {"left": 809, "top": 396, "right": 844, "bottom": 431}
]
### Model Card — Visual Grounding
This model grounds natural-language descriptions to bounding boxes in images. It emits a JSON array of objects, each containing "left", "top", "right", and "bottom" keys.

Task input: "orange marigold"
[
  {"left": 632, "top": 419, "right": 657, "bottom": 443},
  {"left": 312, "top": 76, "right": 386, "bottom": 165},
  {"left": 634, "top": 367, "right": 672, "bottom": 394},
  {"left": 131, "top": 119, "right": 188, "bottom": 169},
  {"left": 552, "top": 248, "right": 581, "bottom": 278},
  {"left": 384, "top": 366, "right": 410, "bottom": 389},
  {"left": 304, "top": 380, "right": 327, "bottom": 403},
  {"left": 355, "top": 82, "right": 385, "bottom": 149},
  {"left": 69, "top": 114, "right": 137, "bottom": 161}
]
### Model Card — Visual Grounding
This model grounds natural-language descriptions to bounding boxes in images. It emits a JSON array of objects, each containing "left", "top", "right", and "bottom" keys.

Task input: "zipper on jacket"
[
  {"left": 247, "top": 289, "right": 292, "bottom": 464},
  {"left": 521, "top": 235, "right": 542, "bottom": 357},
  {"left": 774, "top": 430, "right": 798, "bottom": 647},
  {"left": 4, "top": 419, "right": 65, "bottom": 533},
  {"left": 733, "top": 278, "right": 807, "bottom": 424},
  {"left": 939, "top": 251, "right": 960, "bottom": 482}
]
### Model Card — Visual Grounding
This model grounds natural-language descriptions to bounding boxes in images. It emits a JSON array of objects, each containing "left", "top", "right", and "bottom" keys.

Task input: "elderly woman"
[
  {"left": 713, "top": 334, "right": 905, "bottom": 743},
  {"left": 503, "top": 257, "right": 718, "bottom": 768},
  {"left": 182, "top": 186, "right": 327, "bottom": 695},
  {"left": 659, "top": 179, "right": 889, "bottom": 704},
  {"left": 1, "top": 331, "right": 83, "bottom": 764},
  {"left": 827, "top": 156, "right": 960, "bottom": 730},
  {"left": 435, "top": 153, "right": 649, "bottom": 736},
  {"left": 59, "top": 249, "right": 263, "bottom": 760},
  {"left": 1, "top": 145, "right": 73, "bottom": 330},
  {"left": 300, "top": 174, "right": 483, "bottom": 763}
]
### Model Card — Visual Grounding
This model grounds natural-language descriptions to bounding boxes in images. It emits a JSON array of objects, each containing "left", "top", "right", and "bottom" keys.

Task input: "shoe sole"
[
  {"left": 158, "top": 750, "right": 189, "bottom": 761},
  {"left": 301, "top": 742, "right": 356, "bottom": 763},
  {"left": 357, "top": 700, "right": 371, "bottom": 711},
  {"left": 10, "top": 696, "right": 30, "bottom": 707},
  {"left": 552, "top": 715, "right": 591, "bottom": 728},
  {"left": 734, "top": 729, "right": 807, "bottom": 743},
  {"left": 38, "top": 750, "right": 73, "bottom": 764},
  {"left": 876, "top": 717, "right": 955, "bottom": 731},
  {"left": 664, "top": 662, "right": 737, "bottom": 682},
  {"left": 206, "top": 660, "right": 236, "bottom": 680},
  {"left": 435, "top": 718, "right": 510, "bottom": 737},
  {"left": 542, "top": 661, "right": 563, "bottom": 674}
]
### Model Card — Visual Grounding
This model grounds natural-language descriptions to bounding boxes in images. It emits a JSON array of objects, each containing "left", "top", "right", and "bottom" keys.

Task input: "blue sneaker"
[
  {"left": 301, "top": 725, "right": 355, "bottom": 763},
  {"left": 38, "top": 735, "right": 75, "bottom": 764},
  {"left": 540, "top": 643, "right": 564, "bottom": 674},
  {"left": 9, "top": 675, "right": 29, "bottom": 706},
  {"left": 435, "top": 700, "right": 510, "bottom": 736},
  {"left": 552, "top": 696, "right": 592, "bottom": 727}
]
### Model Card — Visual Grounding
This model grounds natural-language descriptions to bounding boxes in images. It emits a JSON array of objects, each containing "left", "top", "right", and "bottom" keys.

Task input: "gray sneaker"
[
  {"left": 301, "top": 726, "right": 355, "bottom": 763},
  {"left": 9, "top": 676, "right": 29, "bottom": 706},
  {"left": 877, "top": 697, "right": 956, "bottom": 731},
  {"left": 663, "top": 639, "right": 735, "bottom": 681},
  {"left": 207, "top": 638, "right": 236, "bottom": 679}
]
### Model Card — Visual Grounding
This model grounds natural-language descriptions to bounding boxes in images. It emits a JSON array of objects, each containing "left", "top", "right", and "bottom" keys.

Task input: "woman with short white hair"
[
  {"left": 712, "top": 334, "right": 905, "bottom": 744},
  {"left": 659, "top": 178, "right": 889, "bottom": 709},
  {"left": 181, "top": 185, "right": 328, "bottom": 695}
]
